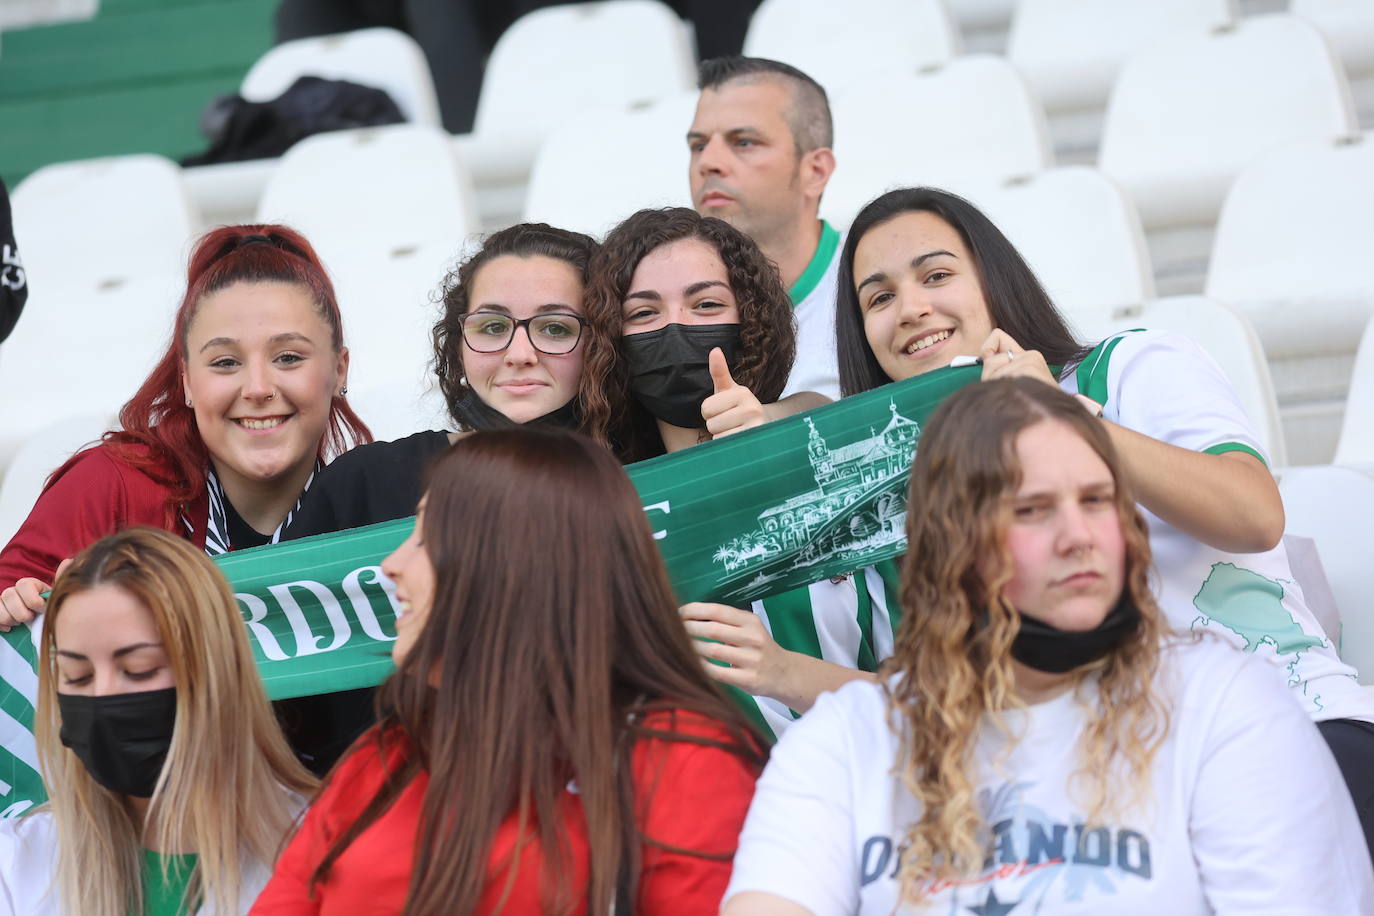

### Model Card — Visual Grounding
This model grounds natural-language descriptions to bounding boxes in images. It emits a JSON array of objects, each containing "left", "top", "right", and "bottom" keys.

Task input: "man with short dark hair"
[{"left": 688, "top": 57, "right": 841, "bottom": 400}]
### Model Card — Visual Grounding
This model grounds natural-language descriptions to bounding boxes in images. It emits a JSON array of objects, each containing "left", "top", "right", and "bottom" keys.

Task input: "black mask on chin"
[
  {"left": 58, "top": 687, "right": 177, "bottom": 798},
  {"left": 1009, "top": 594, "right": 1141, "bottom": 674},
  {"left": 622, "top": 323, "right": 743, "bottom": 429},
  {"left": 449, "top": 390, "right": 581, "bottom": 432}
]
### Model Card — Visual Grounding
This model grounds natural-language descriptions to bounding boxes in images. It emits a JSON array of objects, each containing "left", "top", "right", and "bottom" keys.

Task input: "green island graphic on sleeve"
[{"left": 1191, "top": 562, "right": 1326, "bottom": 658}]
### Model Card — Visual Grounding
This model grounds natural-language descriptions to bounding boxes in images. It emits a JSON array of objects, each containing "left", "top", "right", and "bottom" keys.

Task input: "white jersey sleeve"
[{"left": 1070, "top": 329, "right": 1268, "bottom": 465}]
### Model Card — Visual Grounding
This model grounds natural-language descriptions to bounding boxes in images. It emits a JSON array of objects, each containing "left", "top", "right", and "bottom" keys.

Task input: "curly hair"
[
  {"left": 430, "top": 222, "right": 608, "bottom": 444},
  {"left": 888, "top": 378, "right": 1170, "bottom": 902},
  {"left": 582, "top": 207, "right": 796, "bottom": 460}
]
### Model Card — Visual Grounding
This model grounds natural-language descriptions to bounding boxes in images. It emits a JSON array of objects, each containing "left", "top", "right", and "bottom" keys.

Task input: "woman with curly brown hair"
[
  {"left": 723, "top": 378, "right": 1373, "bottom": 915},
  {"left": 584, "top": 207, "right": 893, "bottom": 742}
]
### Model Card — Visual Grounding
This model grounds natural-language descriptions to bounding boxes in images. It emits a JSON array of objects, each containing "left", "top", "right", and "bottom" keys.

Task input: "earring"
[
  {"left": 185, "top": 398, "right": 192, "bottom": 407},
  {"left": 338, "top": 386, "right": 348, "bottom": 397}
]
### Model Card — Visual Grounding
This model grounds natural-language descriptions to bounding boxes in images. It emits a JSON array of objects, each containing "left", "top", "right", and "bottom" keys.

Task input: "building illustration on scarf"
[{"left": 712, "top": 401, "right": 919, "bottom": 601}]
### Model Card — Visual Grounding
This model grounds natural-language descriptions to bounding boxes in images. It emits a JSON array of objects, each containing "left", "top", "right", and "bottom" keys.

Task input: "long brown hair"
[
  {"left": 36, "top": 528, "right": 316, "bottom": 916},
  {"left": 889, "top": 378, "right": 1169, "bottom": 901},
  {"left": 582, "top": 207, "right": 796, "bottom": 460},
  {"left": 310, "top": 427, "right": 764, "bottom": 913}
]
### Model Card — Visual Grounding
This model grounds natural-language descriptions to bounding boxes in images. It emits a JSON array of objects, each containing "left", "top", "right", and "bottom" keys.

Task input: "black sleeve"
[
  {"left": 0, "top": 176, "right": 28, "bottom": 345},
  {"left": 282, "top": 431, "right": 450, "bottom": 540}
]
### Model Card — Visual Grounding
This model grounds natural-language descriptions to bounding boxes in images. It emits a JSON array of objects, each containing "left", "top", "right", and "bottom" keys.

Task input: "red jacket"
[
  {"left": 0, "top": 445, "right": 208, "bottom": 590},
  {"left": 251, "top": 710, "right": 760, "bottom": 915}
]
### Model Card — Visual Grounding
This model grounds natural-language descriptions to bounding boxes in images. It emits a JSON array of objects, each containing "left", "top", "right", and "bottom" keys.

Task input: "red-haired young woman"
[{"left": 0, "top": 224, "right": 369, "bottom": 623}]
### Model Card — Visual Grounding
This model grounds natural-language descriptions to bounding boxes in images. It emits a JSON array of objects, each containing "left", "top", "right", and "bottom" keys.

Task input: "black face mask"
[
  {"left": 622, "top": 323, "right": 743, "bottom": 429},
  {"left": 1010, "top": 594, "right": 1141, "bottom": 674},
  {"left": 58, "top": 687, "right": 177, "bottom": 798},
  {"left": 449, "top": 390, "right": 581, "bottom": 432}
]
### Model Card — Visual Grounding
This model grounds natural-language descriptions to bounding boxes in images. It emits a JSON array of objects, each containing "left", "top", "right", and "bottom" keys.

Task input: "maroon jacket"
[{"left": 0, "top": 445, "right": 209, "bottom": 590}]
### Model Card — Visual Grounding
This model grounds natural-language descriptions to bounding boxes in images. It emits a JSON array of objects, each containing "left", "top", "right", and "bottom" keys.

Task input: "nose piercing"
[{"left": 265, "top": 392, "right": 275, "bottom": 401}]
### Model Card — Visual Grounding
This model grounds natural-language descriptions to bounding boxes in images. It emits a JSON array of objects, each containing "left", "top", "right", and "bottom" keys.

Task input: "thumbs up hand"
[{"left": 701, "top": 347, "right": 767, "bottom": 438}]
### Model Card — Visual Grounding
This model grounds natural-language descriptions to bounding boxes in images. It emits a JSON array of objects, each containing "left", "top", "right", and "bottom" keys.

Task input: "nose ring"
[{"left": 266, "top": 392, "right": 275, "bottom": 401}]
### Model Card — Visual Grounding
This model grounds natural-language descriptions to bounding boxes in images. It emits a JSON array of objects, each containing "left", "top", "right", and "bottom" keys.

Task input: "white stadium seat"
[
  {"left": 257, "top": 124, "right": 476, "bottom": 437},
  {"left": 0, "top": 155, "right": 198, "bottom": 467},
  {"left": 963, "top": 166, "right": 1154, "bottom": 324},
  {"left": 0, "top": 413, "right": 111, "bottom": 553},
  {"left": 1008, "top": 0, "right": 1235, "bottom": 114},
  {"left": 240, "top": 27, "right": 442, "bottom": 126},
  {"left": 743, "top": 0, "right": 960, "bottom": 93},
  {"left": 823, "top": 56, "right": 1052, "bottom": 228},
  {"left": 523, "top": 91, "right": 697, "bottom": 238},
  {"left": 470, "top": 0, "right": 695, "bottom": 178},
  {"left": 1292, "top": 0, "right": 1374, "bottom": 78},
  {"left": 1335, "top": 319, "right": 1374, "bottom": 468},
  {"left": 1205, "top": 131, "right": 1374, "bottom": 411},
  {"left": 1099, "top": 14, "right": 1356, "bottom": 229},
  {"left": 256, "top": 123, "right": 478, "bottom": 259},
  {"left": 1280, "top": 465, "right": 1374, "bottom": 682},
  {"left": 1077, "top": 296, "right": 1287, "bottom": 467}
]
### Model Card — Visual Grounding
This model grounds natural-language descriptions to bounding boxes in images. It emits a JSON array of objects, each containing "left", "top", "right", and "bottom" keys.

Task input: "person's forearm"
[
  {"left": 1103, "top": 421, "right": 1284, "bottom": 553},
  {"left": 769, "top": 652, "right": 875, "bottom": 714}
]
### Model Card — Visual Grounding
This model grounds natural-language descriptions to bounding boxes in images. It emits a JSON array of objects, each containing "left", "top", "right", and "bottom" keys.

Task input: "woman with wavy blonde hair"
[
  {"left": 0, "top": 527, "right": 315, "bottom": 915},
  {"left": 723, "top": 378, "right": 1373, "bottom": 914}
]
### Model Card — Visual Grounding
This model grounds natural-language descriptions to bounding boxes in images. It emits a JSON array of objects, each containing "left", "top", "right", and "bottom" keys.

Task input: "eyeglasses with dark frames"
[{"left": 459, "top": 311, "right": 586, "bottom": 355}]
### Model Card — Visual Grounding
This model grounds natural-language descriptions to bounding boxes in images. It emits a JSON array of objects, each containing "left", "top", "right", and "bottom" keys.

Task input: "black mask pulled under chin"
[
  {"left": 622, "top": 323, "right": 743, "bottom": 429},
  {"left": 449, "top": 390, "right": 581, "bottom": 432},
  {"left": 1008, "top": 594, "right": 1142, "bottom": 674}
]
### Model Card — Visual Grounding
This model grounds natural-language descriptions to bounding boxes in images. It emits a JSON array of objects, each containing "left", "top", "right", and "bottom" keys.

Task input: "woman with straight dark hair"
[
  {"left": 582, "top": 207, "right": 897, "bottom": 741},
  {"left": 833, "top": 186, "right": 1374, "bottom": 850},
  {"left": 251, "top": 428, "right": 765, "bottom": 914},
  {"left": 0, "top": 224, "right": 368, "bottom": 622},
  {"left": 724, "top": 379, "right": 1373, "bottom": 914}
]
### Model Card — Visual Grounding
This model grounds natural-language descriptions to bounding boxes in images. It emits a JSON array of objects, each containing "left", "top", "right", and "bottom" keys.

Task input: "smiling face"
[
  {"left": 181, "top": 280, "right": 347, "bottom": 498},
  {"left": 1002, "top": 419, "right": 1126, "bottom": 630},
  {"left": 621, "top": 238, "right": 741, "bottom": 334},
  {"left": 53, "top": 584, "right": 175, "bottom": 697},
  {"left": 381, "top": 500, "right": 436, "bottom": 665},
  {"left": 853, "top": 210, "right": 994, "bottom": 382},
  {"left": 687, "top": 79, "right": 807, "bottom": 246},
  {"left": 461, "top": 254, "right": 586, "bottom": 424}
]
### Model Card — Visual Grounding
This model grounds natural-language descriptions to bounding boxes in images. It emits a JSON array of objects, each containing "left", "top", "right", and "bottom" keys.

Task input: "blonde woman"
[
  {"left": 0, "top": 527, "right": 315, "bottom": 915},
  {"left": 722, "top": 379, "right": 1373, "bottom": 914}
]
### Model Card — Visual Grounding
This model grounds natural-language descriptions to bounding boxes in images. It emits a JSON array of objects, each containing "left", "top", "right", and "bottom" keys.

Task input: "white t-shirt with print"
[
  {"left": 782, "top": 222, "right": 843, "bottom": 402},
  {"left": 725, "top": 637, "right": 1374, "bottom": 915},
  {"left": 1060, "top": 329, "right": 1374, "bottom": 724}
]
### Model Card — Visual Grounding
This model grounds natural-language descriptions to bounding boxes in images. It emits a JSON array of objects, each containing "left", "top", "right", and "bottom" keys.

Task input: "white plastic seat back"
[
  {"left": 257, "top": 125, "right": 476, "bottom": 438},
  {"left": 241, "top": 27, "right": 442, "bottom": 126},
  {"left": 1077, "top": 296, "right": 1286, "bottom": 467},
  {"left": 743, "top": 0, "right": 959, "bottom": 92},
  {"left": 1336, "top": 319, "right": 1374, "bottom": 467},
  {"left": 474, "top": 1, "right": 694, "bottom": 142},
  {"left": 0, "top": 156, "right": 197, "bottom": 463},
  {"left": 1280, "top": 465, "right": 1374, "bottom": 681},
  {"left": 523, "top": 91, "right": 697, "bottom": 237},
  {"left": 0, "top": 413, "right": 112, "bottom": 551},
  {"left": 1008, "top": 0, "right": 1235, "bottom": 113},
  {"left": 1099, "top": 15, "right": 1356, "bottom": 229},
  {"left": 962, "top": 167, "right": 1154, "bottom": 323},
  {"left": 823, "top": 56, "right": 1052, "bottom": 228},
  {"left": 1292, "top": 0, "right": 1374, "bottom": 78},
  {"left": 1206, "top": 131, "right": 1374, "bottom": 366},
  {"left": 257, "top": 124, "right": 478, "bottom": 260}
]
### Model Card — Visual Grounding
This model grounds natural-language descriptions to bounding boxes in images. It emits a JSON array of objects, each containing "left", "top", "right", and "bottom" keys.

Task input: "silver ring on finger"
[{"left": 1006, "top": 349, "right": 1015, "bottom": 363}]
